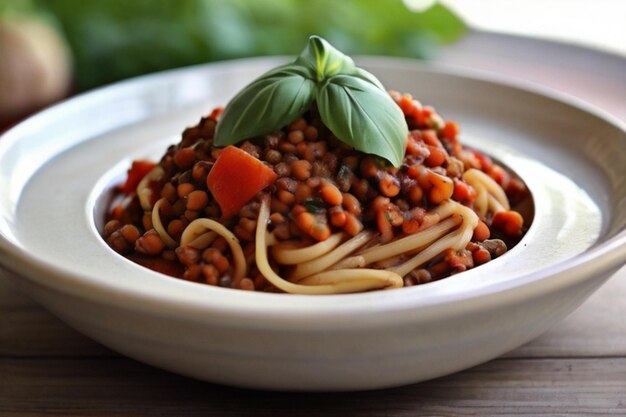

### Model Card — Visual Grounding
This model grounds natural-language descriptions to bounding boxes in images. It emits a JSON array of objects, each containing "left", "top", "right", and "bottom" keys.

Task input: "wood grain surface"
[{"left": 1, "top": 266, "right": 625, "bottom": 417}]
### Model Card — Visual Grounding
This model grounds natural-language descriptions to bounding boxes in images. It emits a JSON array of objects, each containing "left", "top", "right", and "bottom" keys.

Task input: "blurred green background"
[{"left": 0, "top": 0, "right": 465, "bottom": 123}]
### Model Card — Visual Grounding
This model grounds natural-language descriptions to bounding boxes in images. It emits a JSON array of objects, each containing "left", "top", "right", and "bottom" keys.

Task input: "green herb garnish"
[
  {"left": 302, "top": 197, "right": 326, "bottom": 213},
  {"left": 214, "top": 35, "right": 408, "bottom": 167}
]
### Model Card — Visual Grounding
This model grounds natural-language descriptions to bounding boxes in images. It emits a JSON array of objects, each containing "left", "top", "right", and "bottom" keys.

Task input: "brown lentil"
[
  {"left": 167, "top": 219, "right": 186, "bottom": 240},
  {"left": 174, "top": 147, "right": 196, "bottom": 169},
  {"left": 119, "top": 224, "right": 141, "bottom": 244},
  {"left": 304, "top": 125, "right": 318, "bottom": 140},
  {"left": 264, "top": 149, "right": 282, "bottom": 165},
  {"left": 103, "top": 220, "right": 121, "bottom": 238},
  {"left": 288, "top": 117, "right": 307, "bottom": 131},
  {"left": 177, "top": 183, "right": 195, "bottom": 199},
  {"left": 288, "top": 130, "right": 305, "bottom": 144},
  {"left": 135, "top": 229, "right": 165, "bottom": 256},
  {"left": 291, "top": 159, "right": 312, "bottom": 181},
  {"left": 186, "top": 190, "right": 209, "bottom": 211},
  {"left": 176, "top": 245, "right": 200, "bottom": 266}
]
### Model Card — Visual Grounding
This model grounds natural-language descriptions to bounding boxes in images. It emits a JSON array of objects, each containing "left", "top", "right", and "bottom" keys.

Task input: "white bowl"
[{"left": 1, "top": 57, "right": 625, "bottom": 391}]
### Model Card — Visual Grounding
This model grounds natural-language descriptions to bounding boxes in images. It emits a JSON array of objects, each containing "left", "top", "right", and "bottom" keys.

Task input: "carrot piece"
[
  {"left": 492, "top": 210, "right": 524, "bottom": 236},
  {"left": 206, "top": 145, "right": 277, "bottom": 219},
  {"left": 441, "top": 121, "right": 460, "bottom": 140},
  {"left": 472, "top": 220, "right": 491, "bottom": 242},
  {"left": 209, "top": 107, "right": 223, "bottom": 120},
  {"left": 119, "top": 160, "right": 157, "bottom": 195},
  {"left": 398, "top": 95, "right": 415, "bottom": 115}
]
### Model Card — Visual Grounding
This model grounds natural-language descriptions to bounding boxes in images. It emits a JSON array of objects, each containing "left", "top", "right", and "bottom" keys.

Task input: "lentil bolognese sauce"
[{"left": 103, "top": 36, "right": 530, "bottom": 294}]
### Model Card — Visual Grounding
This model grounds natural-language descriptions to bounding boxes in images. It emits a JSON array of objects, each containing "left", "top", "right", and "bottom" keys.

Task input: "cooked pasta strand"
[
  {"left": 290, "top": 231, "right": 376, "bottom": 280},
  {"left": 255, "top": 195, "right": 401, "bottom": 294},
  {"left": 330, "top": 255, "right": 366, "bottom": 270},
  {"left": 427, "top": 200, "right": 458, "bottom": 219},
  {"left": 271, "top": 233, "right": 344, "bottom": 265},
  {"left": 187, "top": 231, "right": 218, "bottom": 250},
  {"left": 151, "top": 198, "right": 178, "bottom": 249},
  {"left": 354, "top": 216, "right": 459, "bottom": 266},
  {"left": 463, "top": 169, "right": 510, "bottom": 212},
  {"left": 137, "top": 166, "right": 164, "bottom": 211},
  {"left": 472, "top": 182, "right": 489, "bottom": 218},
  {"left": 298, "top": 269, "right": 403, "bottom": 289},
  {"left": 180, "top": 218, "right": 247, "bottom": 280},
  {"left": 488, "top": 194, "right": 506, "bottom": 213},
  {"left": 390, "top": 203, "right": 478, "bottom": 277}
]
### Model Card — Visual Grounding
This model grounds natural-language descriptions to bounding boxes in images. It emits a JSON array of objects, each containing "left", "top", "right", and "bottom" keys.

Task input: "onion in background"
[{"left": 0, "top": 14, "right": 72, "bottom": 123}]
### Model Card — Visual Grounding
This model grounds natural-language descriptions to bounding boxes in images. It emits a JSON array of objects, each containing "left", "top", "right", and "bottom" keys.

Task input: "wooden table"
[{"left": 1, "top": 265, "right": 625, "bottom": 416}]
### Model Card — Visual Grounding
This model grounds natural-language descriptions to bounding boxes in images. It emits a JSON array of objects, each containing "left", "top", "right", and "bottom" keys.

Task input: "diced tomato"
[
  {"left": 206, "top": 145, "right": 277, "bottom": 219},
  {"left": 119, "top": 160, "right": 157, "bottom": 195}
]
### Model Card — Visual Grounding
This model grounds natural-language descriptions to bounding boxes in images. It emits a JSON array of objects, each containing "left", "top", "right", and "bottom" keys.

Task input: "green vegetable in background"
[
  {"left": 215, "top": 36, "right": 408, "bottom": 167},
  {"left": 34, "top": 0, "right": 466, "bottom": 90}
]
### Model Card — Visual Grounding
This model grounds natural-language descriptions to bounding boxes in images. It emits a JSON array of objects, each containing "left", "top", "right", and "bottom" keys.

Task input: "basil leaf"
[
  {"left": 214, "top": 64, "right": 316, "bottom": 146},
  {"left": 352, "top": 67, "right": 386, "bottom": 92},
  {"left": 316, "top": 74, "right": 408, "bottom": 167},
  {"left": 296, "top": 36, "right": 384, "bottom": 91},
  {"left": 295, "top": 35, "right": 355, "bottom": 82},
  {"left": 214, "top": 35, "right": 409, "bottom": 167}
]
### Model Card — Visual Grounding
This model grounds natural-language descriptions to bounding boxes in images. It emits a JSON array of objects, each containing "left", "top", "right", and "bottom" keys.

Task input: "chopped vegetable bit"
[
  {"left": 119, "top": 160, "right": 157, "bottom": 195},
  {"left": 302, "top": 197, "right": 326, "bottom": 213},
  {"left": 206, "top": 145, "right": 277, "bottom": 219}
]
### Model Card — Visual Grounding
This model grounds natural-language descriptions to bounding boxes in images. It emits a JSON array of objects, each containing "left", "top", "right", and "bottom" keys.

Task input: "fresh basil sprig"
[
  {"left": 212, "top": 66, "right": 316, "bottom": 146},
  {"left": 214, "top": 35, "right": 408, "bottom": 167}
]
